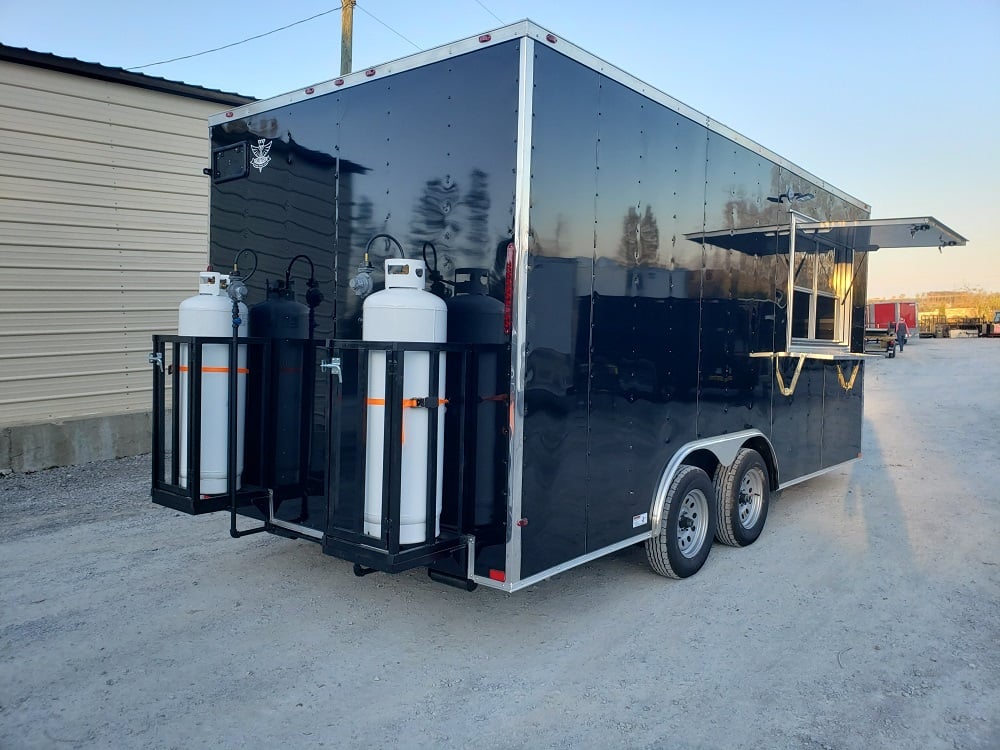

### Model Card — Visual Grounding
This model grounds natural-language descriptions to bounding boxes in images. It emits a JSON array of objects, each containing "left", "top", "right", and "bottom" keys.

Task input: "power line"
[
  {"left": 128, "top": 6, "right": 343, "bottom": 70},
  {"left": 355, "top": 3, "right": 420, "bottom": 50},
  {"left": 472, "top": 0, "right": 504, "bottom": 24}
]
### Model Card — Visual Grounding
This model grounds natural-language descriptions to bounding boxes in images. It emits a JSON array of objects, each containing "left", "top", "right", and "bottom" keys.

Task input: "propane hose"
[
  {"left": 364, "top": 233, "right": 404, "bottom": 260},
  {"left": 232, "top": 248, "right": 259, "bottom": 282},
  {"left": 285, "top": 253, "right": 315, "bottom": 288},
  {"left": 422, "top": 241, "right": 452, "bottom": 296}
]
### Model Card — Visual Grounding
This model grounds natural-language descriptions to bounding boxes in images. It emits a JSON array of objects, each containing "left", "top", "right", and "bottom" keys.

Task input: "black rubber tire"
[
  {"left": 713, "top": 448, "right": 770, "bottom": 547},
  {"left": 645, "top": 465, "right": 716, "bottom": 579}
]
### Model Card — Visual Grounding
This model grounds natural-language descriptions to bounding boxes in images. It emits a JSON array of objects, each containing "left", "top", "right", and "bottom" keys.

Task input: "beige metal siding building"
[{"left": 0, "top": 46, "right": 252, "bottom": 473}]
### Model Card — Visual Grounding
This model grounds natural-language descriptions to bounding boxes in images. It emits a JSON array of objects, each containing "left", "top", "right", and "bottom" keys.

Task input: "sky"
[{"left": 2, "top": 0, "right": 998, "bottom": 297}]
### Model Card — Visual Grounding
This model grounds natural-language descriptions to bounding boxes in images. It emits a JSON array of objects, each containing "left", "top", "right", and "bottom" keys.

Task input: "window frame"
[{"left": 786, "top": 211, "right": 853, "bottom": 353}]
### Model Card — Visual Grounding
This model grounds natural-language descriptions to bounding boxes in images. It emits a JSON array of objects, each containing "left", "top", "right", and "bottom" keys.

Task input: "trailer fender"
[{"left": 649, "top": 430, "right": 777, "bottom": 532}]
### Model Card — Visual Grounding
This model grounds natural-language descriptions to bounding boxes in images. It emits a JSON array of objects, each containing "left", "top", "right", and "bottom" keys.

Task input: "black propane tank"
[
  {"left": 444, "top": 268, "right": 506, "bottom": 535},
  {"left": 249, "top": 278, "right": 311, "bottom": 500}
]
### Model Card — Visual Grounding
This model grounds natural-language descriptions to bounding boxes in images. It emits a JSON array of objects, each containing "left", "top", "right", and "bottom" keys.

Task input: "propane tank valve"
[
  {"left": 349, "top": 257, "right": 375, "bottom": 298},
  {"left": 227, "top": 273, "right": 248, "bottom": 304},
  {"left": 305, "top": 278, "right": 324, "bottom": 309}
]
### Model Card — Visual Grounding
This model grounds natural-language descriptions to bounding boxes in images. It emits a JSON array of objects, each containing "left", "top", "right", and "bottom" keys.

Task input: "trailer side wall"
[{"left": 519, "top": 43, "right": 867, "bottom": 577}]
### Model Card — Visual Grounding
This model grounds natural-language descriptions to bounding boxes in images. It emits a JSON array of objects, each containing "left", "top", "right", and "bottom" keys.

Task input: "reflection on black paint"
[
  {"left": 407, "top": 169, "right": 495, "bottom": 284},
  {"left": 207, "top": 35, "right": 868, "bottom": 581}
]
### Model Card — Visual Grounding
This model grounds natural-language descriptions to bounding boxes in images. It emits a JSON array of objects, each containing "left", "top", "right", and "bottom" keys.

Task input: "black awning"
[{"left": 691, "top": 217, "right": 967, "bottom": 255}]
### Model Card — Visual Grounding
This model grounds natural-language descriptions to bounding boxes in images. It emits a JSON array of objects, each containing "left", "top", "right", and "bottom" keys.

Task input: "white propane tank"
[
  {"left": 178, "top": 270, "right": 248, "bottom": 495},
  {"left": 363, "top": 259, "right": 447, "bottom": 544}
]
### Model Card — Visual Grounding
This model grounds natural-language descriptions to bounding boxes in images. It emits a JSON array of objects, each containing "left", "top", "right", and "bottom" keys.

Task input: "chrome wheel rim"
[
  {"left": 738, "top": 467, "right": 766, "bottom": 530},
  {"left": 676, "top": 488, "right": 709, "bottom": 558}
]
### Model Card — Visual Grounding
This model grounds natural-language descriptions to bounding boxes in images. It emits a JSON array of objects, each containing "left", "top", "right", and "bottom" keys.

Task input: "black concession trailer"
[{"left": 150, "top": 21, "right": 967, "bottom": 592}]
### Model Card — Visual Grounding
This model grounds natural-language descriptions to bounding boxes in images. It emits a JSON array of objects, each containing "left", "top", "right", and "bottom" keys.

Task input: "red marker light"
[
  {"left": 225, "top": 111, "right": 234, "bottom": 118},
  {"left": 488, "top": 569, "right": 506, "bottom": 582},
  {"left": 365, "top": 68, "right": 376, "bottom": 77},
  {"left": 334, "top": 78, "right": 344, "bottom": 86},
  {"left": 503, "top": 241, "right": 515, "bottom": 336},
  {"left": 546, "top": 34, "right": 557, "bottom": 43},
  {"left": 305, "top": 86, "right": 315, "bottom": 95},
  {"left": 479, "top": 34, "right": 492, "bottom": 43},
  {"left": 516, "top": 518, "right": 528, "bottom": 527}
]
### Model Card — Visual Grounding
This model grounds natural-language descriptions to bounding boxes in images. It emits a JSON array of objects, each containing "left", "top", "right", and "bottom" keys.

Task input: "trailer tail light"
[
  {"left": 479, "top": 34, "right": 492, "bottom": 43},
  {"left": 503, "top": 241, "right": 515, "bottom": 336},
  {"left": 488, "top": 569, "right": 506, "bottom": 582}
]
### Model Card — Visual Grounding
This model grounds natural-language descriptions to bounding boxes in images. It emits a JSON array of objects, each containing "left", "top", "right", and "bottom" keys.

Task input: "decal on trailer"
[
  {"left": 250, "top": 139, "right": 272, "bottom": 172},
  {"left": 633, "top": 512, "right": 648, "bottom": 528}
]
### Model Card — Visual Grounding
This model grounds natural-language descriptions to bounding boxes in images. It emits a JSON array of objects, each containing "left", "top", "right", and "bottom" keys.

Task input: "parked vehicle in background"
[
  {"left": 868, "top": 300, "right": 918, "bottom": 341},
  {"left": 982, "top": 311, "right": 1000, "bottom": 338},
  {"left": 864, "top": 327, "right": 896, "bottom": 357}
]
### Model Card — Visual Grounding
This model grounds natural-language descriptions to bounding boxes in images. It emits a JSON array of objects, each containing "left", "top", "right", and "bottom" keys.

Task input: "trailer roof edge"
[{"left": 209, "top": 19, "right": 869, "bottom": 213}]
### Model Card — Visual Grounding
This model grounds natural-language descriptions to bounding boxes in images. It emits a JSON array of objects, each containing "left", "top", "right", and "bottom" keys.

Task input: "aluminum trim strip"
[
  {"left": 506, "top": 533, "right": 651, "bottom": 592},
  {"left": 208, "top": 19, "right": 868, "bottom": 212},
  {"left": 267, "top": 492, "right": 324, "bottom": 539},
  {"left": 268, "top": 517, "right": 324, "bottom": 540},
  {"left": 520, "top": 22, "right": 868, "bottom": 211},
  {"left": 208, "top": 21, "right": 533, "bottom": 125},
  {"left": 505, "top": 36, "right": 534, "bottom": 587},
  {"left": 649, "top": 430, "right": 776, "bottom": 530},
  {"left": 778, "top": 457, "right": 859, "bottom": 491}
]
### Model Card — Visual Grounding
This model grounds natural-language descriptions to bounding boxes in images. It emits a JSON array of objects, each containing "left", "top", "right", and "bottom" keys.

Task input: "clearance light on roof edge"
[
  {"left": 334, "top": 78, "right": 344, "bottom": 86},
  {"left": 305, "top": 87, "right": 315, "bottom": 95},
  {"left": 225, "top": 111, "right": 234, "bottom": 118},
  {"left": 546, "top": 34, "right": 557, "bottom": 43},
  {"left": 365, "top": 68, "right": 376, "bottom": 77},
  {"left": 479, "top": 34, "right": 491, "bottom": 43}
]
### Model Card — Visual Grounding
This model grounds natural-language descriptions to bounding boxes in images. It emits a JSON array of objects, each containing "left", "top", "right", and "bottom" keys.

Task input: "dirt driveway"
[{"left": 2, "top": 338, "right": 998, "bottom": 749}]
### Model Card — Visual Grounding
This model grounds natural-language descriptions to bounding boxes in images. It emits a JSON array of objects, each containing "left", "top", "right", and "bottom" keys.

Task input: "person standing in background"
[{"left": 896, "top": 318, "right": 909, "bottom": 352}]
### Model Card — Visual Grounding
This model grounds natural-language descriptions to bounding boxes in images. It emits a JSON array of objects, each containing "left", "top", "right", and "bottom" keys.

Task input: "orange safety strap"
[
  {"left": 364, "top": 397, "right": 448, "bottom": 443},
  {"left": 178, "top": 365, "right": 250, "bottom": 374},
  {"left": 364, "top": 398, "right": 448, "bottom": 407}
]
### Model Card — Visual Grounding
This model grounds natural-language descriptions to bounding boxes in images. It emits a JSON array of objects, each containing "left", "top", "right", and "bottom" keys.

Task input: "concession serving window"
[{"left": 695, "top": 214, "right": 967, "bottom": 357}]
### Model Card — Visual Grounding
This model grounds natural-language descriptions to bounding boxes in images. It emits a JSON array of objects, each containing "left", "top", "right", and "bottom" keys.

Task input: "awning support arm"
[{"left": 775, "top": 355, "right": 806, "bottom": 397}]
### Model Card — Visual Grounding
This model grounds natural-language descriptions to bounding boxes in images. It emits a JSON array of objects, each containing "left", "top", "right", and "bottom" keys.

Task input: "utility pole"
[{"left": 341, "top": 0, "right": 357, "bottom": 76}]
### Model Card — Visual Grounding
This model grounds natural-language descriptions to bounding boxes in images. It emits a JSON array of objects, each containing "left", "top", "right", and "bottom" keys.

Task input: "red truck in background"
[{"left": 868, "top": 301, "right": 918, "bottom": 340}]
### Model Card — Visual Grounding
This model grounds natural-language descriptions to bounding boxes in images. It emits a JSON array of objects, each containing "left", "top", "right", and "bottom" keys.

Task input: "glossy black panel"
[
  {"left": 522, "top": 47, "right": 599, "bottom": 575},
  {"left": 697, "top": 132, "right": 781, "bottom": 445},
  {"left": 210, "top": 42, "right": 520, "bottom": 566},
  {"left": 770, "top": 359, "right": 823, "bottom": 479},
  {"left": 822, "top": 361, "right": 864, "bottom": 466},
  {"left": 524, "top": 44, "right": 872, "bottom": 575},
  {"left": 210, "top": 103, "right": 337, "bottom": 534},
  {"left": 589, "top": 76, "right": 668, "bottom": 550}
]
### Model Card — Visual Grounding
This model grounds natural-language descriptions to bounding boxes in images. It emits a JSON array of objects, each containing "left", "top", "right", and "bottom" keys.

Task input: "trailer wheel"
[
  {"left": 645, "top": 465, "right": 716, "bottom": 578},
  {"left": 713, "top": 448, "right": 769, "bottom": 547}
]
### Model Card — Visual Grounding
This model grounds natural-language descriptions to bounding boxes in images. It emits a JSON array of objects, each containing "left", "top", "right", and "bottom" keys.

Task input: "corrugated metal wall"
[{"left": 0, "top": 61, "right": 223, "bottom": 427}]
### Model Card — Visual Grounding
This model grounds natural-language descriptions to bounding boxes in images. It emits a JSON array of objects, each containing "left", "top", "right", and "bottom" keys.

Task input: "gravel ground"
[{"left": 1, "top": 337, "right": 998, "bottom": 750}]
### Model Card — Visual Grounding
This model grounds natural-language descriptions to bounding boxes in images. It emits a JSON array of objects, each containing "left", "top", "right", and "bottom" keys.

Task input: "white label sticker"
[{"left": 632, "top": 512, "right": 648, "bottom": 528}]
